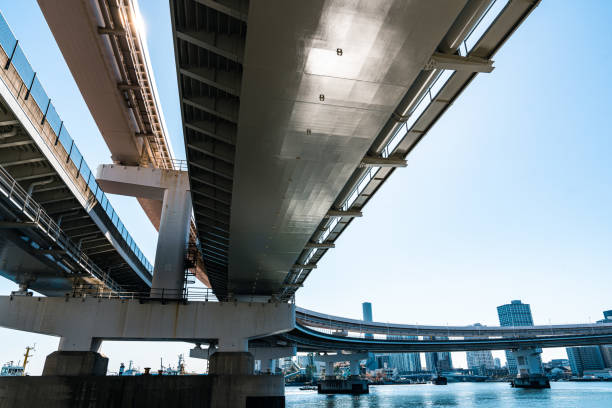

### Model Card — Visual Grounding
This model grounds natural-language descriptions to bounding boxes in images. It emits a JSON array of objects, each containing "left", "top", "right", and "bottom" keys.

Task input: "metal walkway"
[
  {"left": 0, "top": 164, "right": 122, "bottom": 295},
  {"left": 0, "top": 12, "right": 152, "bottom": 293}
]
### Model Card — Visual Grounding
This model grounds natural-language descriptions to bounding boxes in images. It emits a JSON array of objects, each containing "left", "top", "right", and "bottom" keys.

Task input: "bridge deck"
[
  {"left": 0, "top": 13, "right": 152, "bottom": 292},
  {"left": 172, "top": 0, "right": 540, "bottom": 300}
]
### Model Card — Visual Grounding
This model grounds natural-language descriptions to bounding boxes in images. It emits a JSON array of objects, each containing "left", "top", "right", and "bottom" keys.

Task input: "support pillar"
[
  {"left": 151, "top": 182, "right": 192, "bottom": 297},
  {"left": 509, "top": 348, "right": 550, "bottom": 389},
  {"left": 96, "top": 165, "right": 192, "bottom": 298},
  {"left": 349, "top": 359, "right": 361, "bottom": 377},
  {"left": 43, "top": 337, "right": 108, "bottom": 376},
  {"left": 249, "top": 346, "right": 296, "bottom": 375},
  {"left": 325, "top": 361, "right": 335, "bottom": 379},
  {"left": 0, "top": 296, "right": 294, "bottom": 407},
  {"left": 314, "top": 352, "right": 370, "bottom": 395}
]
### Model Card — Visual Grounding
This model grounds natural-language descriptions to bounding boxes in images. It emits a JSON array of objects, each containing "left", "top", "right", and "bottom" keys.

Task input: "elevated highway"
[
  {"left": 34, "top": 0, "right": 540, "bottom": 302},
  {"left": 282, "top": 323, "right": 612, "bottom": 353},
  {"left": 36, "top": 0, "right": 209, "bottom": 287},
  {"left": 171, "top": 0, "right": 540, "bottom": 300},
  {"left": 255, "top": 307, "right": 612, "bottom": 353},
  {"left": 0, "top": 13, "right": 152, "bottom": 293}
]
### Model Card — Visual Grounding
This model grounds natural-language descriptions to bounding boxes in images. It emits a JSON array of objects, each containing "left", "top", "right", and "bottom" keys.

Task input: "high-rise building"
[
  {"left": 437, "top": 351, "right": 453, "bottom": 372},
  {"left": 467, "top": 350, "right": 495, "bottom": 371},
  {"left": 497, "top": 300, "right": 541, "bottom": 375},
  {"left": 600, "top": 346, "right": 612, "bottom": 368},
  {"left": 362, "top": 302, "right": 373, "bottom": 340},
  {"left": 597, "top": 310, "right": 612, "bottom": 368},
  {"left": 361, "top": 302, "right": 378, "bottom": 370},
  {"left": 494, "top": 358, "right": 502, "bottom": 369},
  {"left": 387, "top": 336, "right": 422, "bottom": 373},
  {"left": 425, "top": 337, "right": 452, "bottom": 372},
  {"left": 466, "top": 323, "right": 495, "bottom": 374},
  {"left": 566, "top": 346, "right": 605, "bottom": 377}
]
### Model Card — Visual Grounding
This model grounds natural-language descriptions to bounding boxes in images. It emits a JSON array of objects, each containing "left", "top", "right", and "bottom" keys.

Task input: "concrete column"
[
  {"left": 151, "top": 185, "right": 192, "bottom": 296},
  {"left": 511, "top": 348, "right": 543, "bottom": 377},
  {"left": 265, "top": 358, "right": 276, "bottom": 374},
  {"left": 349, "top": 359, "right": 361, "bottom": 377},
  {"left": 325, "top": 361, "right": 335, "bottom": 379},
  {"left": 96, "top": 165, "right": 192, "bottom": 298},
  {"left": 249, "top": 346, "right": 296, "bottom": 375}
]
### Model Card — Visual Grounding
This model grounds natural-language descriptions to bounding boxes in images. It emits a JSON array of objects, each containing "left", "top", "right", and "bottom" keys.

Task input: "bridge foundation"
[
  {"left": 0, "top": 296, "right": 293, "bottom": 407},
  {"left": 315, "top": 352, "right": 369, "bottom": 394},
  {"left": 510, "top": 348, "right": 550, "bottom": 389}
]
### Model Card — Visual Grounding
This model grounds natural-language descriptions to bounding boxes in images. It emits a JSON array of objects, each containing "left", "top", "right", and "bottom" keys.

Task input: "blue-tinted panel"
[
  {"left": 101, "top": 194, "right": 109, "bottom": 211},
  {"left": 88, "top": 176, "right": 98, "bottom": 194},
  {"left": 96, "top": 187, "right": 104, "bottom": 202},
  {"left": 29, "top": 77, "right": 48, "bottom": 111},
  {"left": 80, "top": 163, "right": 91, "bottom": 183},
  {"left": 11, "top": 46, "right": 34, "bottom": 85},
  {"left": 69, "top": 145, "right": 83, "bottom": 170},
  {"left": 58, "top": 128, "right": 72, "bottom": 151},
  {"left": 0, "top": 15, "right": 17, "bottom": 53},
  {"left": 46, "top": 104, "right": 61, "bottom": 134}
]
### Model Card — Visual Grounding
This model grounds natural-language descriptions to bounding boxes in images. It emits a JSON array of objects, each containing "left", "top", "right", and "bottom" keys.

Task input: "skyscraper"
[
  {"left": 425, "top": 337, "right": 452, "bottom": 373},
  {"left": 566, "top": 346, "right": 605, "bottom": 377},
  {"left": 362, "top": 302, "right": 373, "bottom": 340},
  {"left": 596, "top": 310, "right": 612, "bottom": 368},
  {"left": 466, "top": 350, "right": 495, "bottom": 373},
  {"left": 497, "top": 300, "right": 541, "bottom": 375},
  {"left": 361, "top": 302, "right": 377, "bottom": 370},
  {"left": 465, "top": 324, "right": 495, "bottom": 374},
  {"left": 387, "top": 336, "right": 422, "bottom": 373},
  {"left": 494, "top": 358, "right": 502, "bottom": 369}
]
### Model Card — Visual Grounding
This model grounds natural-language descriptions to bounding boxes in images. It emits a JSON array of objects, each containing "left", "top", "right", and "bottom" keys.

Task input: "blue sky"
[{"left": 1, "top": 0, "right": 611, "bottom": 374}]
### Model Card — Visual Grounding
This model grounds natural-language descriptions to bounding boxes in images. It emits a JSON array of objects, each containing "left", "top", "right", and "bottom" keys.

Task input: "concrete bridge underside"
[{"left": 170, "top": 0, "right": 540, "bottom": 300}]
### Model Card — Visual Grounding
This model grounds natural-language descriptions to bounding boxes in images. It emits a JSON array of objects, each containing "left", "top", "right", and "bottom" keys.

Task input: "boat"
[
  {"left": 1, "top": 345, "right": 34, "bottom": 377},
  {"left": 1, "top": 362, "right": 24, "bottom": 376},
  {"left": 299, "top": 386, "right": 317, "bottom": 391},
  {"left": 431, "top": 376, "right": 448, "bottom": 385}
]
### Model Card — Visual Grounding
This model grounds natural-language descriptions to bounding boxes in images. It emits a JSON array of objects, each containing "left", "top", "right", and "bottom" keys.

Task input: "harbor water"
[{"left": 286, "top": 382, "right": 612, "bottom": 407}]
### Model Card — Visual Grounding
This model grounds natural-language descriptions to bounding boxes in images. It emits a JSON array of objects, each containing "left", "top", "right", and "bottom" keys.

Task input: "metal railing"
[
  {"left": 0, "top": 12, "right": 153, "bottom": 274},
  {"left": 0, "top": 165, "right": 123, "bottom": 293},
  {"left": 70, "top": 284, "right": 217, "bottom": 302}
]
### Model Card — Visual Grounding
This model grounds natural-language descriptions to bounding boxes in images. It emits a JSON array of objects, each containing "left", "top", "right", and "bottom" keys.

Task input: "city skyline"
[{"left": 1, "top": 0, "right": 612, "bottom": 376}]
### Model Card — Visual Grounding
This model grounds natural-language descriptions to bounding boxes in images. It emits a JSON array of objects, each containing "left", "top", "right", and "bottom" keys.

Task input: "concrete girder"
[
  {"left": 426, "top": 52, "right": 494, "bottom": 73},
  {"left": 360, "top": 156, "right": 407, "bottom": 168},
  {"left": 0, "top": 296, "right": 295, "bottom": 352},
  {"left": 194, "top": 0, "right": 248, "bottom": 22},
  {"left": 325, "top": 210, "right": 363, "bottom": 218},
  {"left": 304, "top": 242, "right": 335, "bottom": 249},
  {"left": 180, "top": 67, "right": 241, "bottom": 97},
  {"left": 183, "top": 97, "right": 239, "bottom": 125},
  {"left": 292, "top": 264, "right": 316, "bottom": 270},
  {"left": 187, "top": 142, "right": 235, "bottom": 165},
  {"left": 191, "top": 175, "right": 233, "bottom": 195},
  {"left": 314, "top": 352, "right": 370, "bottom": 364},
  {"left": 185, "top": 121, "right": 236, "bottom": 146},
  {"left": 175, "top": 30, "right": 243, "bottom": 64},
  {"left": 190, "top": 159, "right": 234, "bottom": 181},
  {"left": 192, "top": 189, "right": 231, "bottom": 206}
]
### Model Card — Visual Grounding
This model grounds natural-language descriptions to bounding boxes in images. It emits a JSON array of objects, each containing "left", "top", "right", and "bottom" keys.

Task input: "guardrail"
[
  {"left": 0, "top": 165, "right": 123, "bottom": 292},
  {"left": 0, "top": 12, "right": 153, "bottom": 274},
  {"left": 70, "top": 284, "right": 217, "bottom": 301}
]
